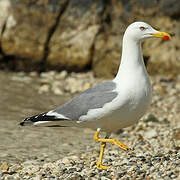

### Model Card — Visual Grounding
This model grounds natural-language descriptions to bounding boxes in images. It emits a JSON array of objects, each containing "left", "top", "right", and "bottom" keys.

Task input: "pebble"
[
  {"left": 144, "top": 113, "right": 159, "bottom": 122},
  {"left": 29, "top": 71, "right": 39, "bottom": 77},
  {"left": 61, "top": 157, "right": 71, "bottom": 164},
  {"left": 52, "top": 86, "right": 64, "bottom": 95},
  {"left": 11, "top": 76, "right": 32, "bottom": 83},
  {"left": 38, "top": 84, "right": 50, "bottom": 94},
  {"left": 0, "top": 162, "right": 9, "bottom": 171},
  {"left": 55, "top": 70, "right": 68, "bottom": 80},
  {"left": 144, "top": 129, "right": 158, "bottom": 139}
]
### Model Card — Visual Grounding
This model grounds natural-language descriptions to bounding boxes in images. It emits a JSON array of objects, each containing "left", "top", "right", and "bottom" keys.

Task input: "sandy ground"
[{"left": 0, "top": 70, "right": 179, "bottom": 179}]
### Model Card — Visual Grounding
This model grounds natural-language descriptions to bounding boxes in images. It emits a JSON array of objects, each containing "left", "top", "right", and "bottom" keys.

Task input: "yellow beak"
[{"left": 152, "top": 31, "right": 171, "bottom": 40}]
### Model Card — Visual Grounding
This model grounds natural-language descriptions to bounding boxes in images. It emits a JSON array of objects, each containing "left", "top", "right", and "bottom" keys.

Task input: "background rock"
[
  {"left": 0, "top": 0, "right": 11, "bottom": 36},
  {"left": 0, "top": 0, "right": 179, "bottom": 77},
  {"left": 159, "top": 0, "right": 180, "bottom": 18},
  {"left": 92, "top": 1, "right": 180, "bottom": 77},
  {"left": 47, "top": 0, "right": 102, "bottom": 71},
  {"left": 0, "top": 0, "right": 69, "bottom": 71}
]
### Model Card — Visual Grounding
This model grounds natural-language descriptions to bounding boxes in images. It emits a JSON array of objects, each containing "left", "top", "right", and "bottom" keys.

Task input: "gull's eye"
[{"left": 139, "top": 26, "right": 146, "bottom": 31}]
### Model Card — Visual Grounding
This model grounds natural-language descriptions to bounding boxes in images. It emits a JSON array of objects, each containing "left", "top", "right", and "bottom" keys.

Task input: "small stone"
[
  {"left": 76, "top": 167, "right": 82, "bottom": 172},
  {"left": 52, "top": 87, "right": 63, "bottom": 95},
  {"left": 55, "top": 71, "right": 68, "bottom": 80},
  {"left": 118, "top": 172, "right": 127, "bottom": 178},
  {"left": 68, "top": 167, "right": 76, "bottom": 173},
  {"left": 17, "top": 72, "right": 26, "bottom": 76},
  {"left": 4, "top": 175, "right": 17, "bottom": 180},
  {"left": 144, "top": 129, "right": 158, "bottom": 139},
  {"left": 29, "top": 71, "right": 39, "bottom": 77},
  {"left": 89, "top": 172, "right": 96, "bottom": 177},
  {"left": 90, "top": 161, "right": 96, "bottom": 168},
  {"left": 100, "top": 176, "right": 109, "bottom": 180},
  {"left": 11, "top": 76, "right": 32, "bottom": 83},
  {"left": 21, "top": 165, "right": 40, "bottom": 175},
  {"left": 81, "top": 82, "right": 91, "bottom": 91},
  {"left": 59, "top": 167, "right": 67, "bottom": 172},
  {"left": 168, "top": 172, "right": 177, "bottom": 178},
  {"left": 23, "top": 160, "right": 38, "bottom": 166},
  {"left": 47, "top": 175, "right": 56, "bottom": 179},
  {"left": 68, "top": 155, "right": 79, "bottom": 161},
  {"left": 9, "top": 164, "right": 22, "bottom": 172},
  {"left": 0, "top": 162, "right": 9, "bottom": 171},
  {"left": 31, "top": 176, "right": 41, "bottom": 180},
  {"left": 40, "top": 71, "right": 56, "bottom": 78},
  {"left": 121, "top": 158, "right": 129, "bottom": 165},
  {"left": 61, "top": 157, "right": 70, "bottom": 164},
  {"left": 144, "top": 114, "right": 159, "bottom": 122},
  {"left": 173, "top": 129, "right": 180, "bottom": 140},
  {"left": 38, "top": 84, "right": 49, "bottom": 94}
]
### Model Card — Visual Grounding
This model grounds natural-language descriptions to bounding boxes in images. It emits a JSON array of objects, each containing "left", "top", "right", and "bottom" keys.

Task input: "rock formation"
[{"left": 0, "top": 0, "right": 179, "bottom": 77}]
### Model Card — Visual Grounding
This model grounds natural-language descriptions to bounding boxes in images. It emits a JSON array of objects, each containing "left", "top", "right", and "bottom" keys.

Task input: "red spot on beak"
[{"left": 163, "top": 35, "right": 170, "bottom": 40}]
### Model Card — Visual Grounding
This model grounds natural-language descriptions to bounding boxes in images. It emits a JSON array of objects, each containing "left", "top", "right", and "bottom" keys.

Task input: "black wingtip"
[
  {"left": 19, "top": 117, "right": 32, "bottom": 126},
  {"left": 19, "top": 121, "right": 25, "bottom": 126},
  {"left": 19, "top": 112, "right": 54, "bottom": 127}
]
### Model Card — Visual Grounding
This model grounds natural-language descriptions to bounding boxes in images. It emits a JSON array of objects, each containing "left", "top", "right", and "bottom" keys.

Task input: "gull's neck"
[{"left": 115, "top": 35, "right": 147, "bottom": 81}]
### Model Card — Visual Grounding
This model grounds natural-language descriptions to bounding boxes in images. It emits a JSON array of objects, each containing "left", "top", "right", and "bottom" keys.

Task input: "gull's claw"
[
  {"left": 97, "top": 162, "right": 112, "bottom": 170},
  {"left": 112, "top": 139, "right": 130, "bottom": 151}
]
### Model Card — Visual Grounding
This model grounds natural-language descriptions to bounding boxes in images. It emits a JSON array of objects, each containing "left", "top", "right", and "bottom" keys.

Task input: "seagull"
[{"left": 20, "top": 22, "right": 171, "bottom": 170}]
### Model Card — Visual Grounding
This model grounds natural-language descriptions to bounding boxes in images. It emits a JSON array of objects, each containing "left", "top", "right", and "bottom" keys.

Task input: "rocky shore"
[{"left": 0, "top": 70, "right": 179, "bottom": 179}]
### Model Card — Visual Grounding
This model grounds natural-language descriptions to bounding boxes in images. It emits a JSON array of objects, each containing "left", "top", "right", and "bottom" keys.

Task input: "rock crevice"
[{"left": 41, "top": 0, "right": 70, "bottom": 72}]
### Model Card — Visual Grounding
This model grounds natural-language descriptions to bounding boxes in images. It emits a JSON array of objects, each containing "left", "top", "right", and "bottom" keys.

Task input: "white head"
[{"left": 124, "top": 22, "right": 171, "bottom": 42}]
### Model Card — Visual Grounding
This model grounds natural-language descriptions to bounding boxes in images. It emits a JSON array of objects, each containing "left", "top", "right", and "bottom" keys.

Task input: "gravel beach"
[{"left": 0, "top": 70, "right": 179, "bottom": 179}]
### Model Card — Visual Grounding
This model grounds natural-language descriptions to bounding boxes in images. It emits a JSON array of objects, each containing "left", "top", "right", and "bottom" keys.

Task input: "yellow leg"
[
  {"left": 94, "top": 130, "right": 130, "bottom": 151},
  {"left": 94, "top": 129, "right": 130, "bottom": 170},
  {"left": 97, "top": 142, "right": 112, "bottom": 170}
]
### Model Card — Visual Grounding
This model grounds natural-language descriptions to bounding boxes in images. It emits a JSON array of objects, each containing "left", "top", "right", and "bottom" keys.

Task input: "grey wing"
[
  {"left": 51, "top": 81, "right": 117, "bottom": 121},
  {"left": 21, "top": 81, "right": 118, "bottom": 126}
]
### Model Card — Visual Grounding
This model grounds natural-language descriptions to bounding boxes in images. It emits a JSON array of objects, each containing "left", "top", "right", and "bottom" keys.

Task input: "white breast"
[
  {"left": 77, "top": 64, "right": 152, "bottom": 132},
  {"left": 78, "top": 76, "right": 152, "bottom": 132},
  {"left": 109, "top": 69, "right": 152, "bottom": 130}
]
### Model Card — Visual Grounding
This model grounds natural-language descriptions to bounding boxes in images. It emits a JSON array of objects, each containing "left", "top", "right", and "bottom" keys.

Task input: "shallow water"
[{"left": 0, "top": 71, "right": 94, "bottom": 163}]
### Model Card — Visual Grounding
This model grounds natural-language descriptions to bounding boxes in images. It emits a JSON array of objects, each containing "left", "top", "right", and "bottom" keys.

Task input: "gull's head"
[{"left": 124, "top": 22, "right": 171, "bottom": 42}]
